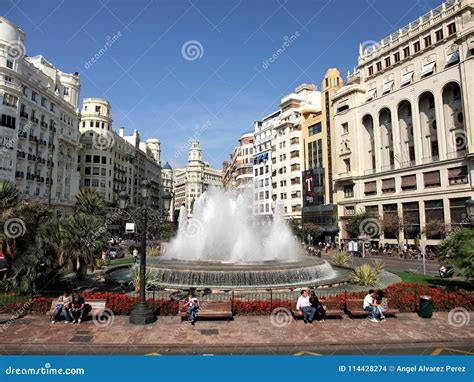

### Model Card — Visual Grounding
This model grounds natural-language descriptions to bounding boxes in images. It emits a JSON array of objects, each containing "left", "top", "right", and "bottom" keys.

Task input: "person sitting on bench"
[
  {"left": 296, "top": 290, "right": 316, "bottom": 323},
  {"left": 51, "top": 292, "right": 73, "bottom": 324},
  {"left": 182, "top": 291, "right": 199, "bottom": 325},
  {"left": 373, "top": 289, "right": 386, "bottom": 321},
  {"left": 69, "top": 292, "right": 86, "bottom": 324},
  {"left": 363, "top": 289, "right": 382, "bottom": 322},
  {"left": 309, "top": 291, "right": 326, "bottom": 322}
]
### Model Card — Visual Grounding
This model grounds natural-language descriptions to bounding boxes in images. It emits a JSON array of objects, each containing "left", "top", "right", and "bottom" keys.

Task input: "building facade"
[
  {"left": 161, "top": 161, "right": 174, "bottom": 221},
  {"left": 272, "top": 84, "right": 321, "bottom": 222},
  {"left": 173, "top": 139, "right": 222, "bottom": 216},
  {"left": 0, "top": 17, "right": 81, "bottom": 215},
  {"left": 253, "top": 111, "right": 280, "bottom": 219},
  {"left": 333, "top": 0, "right": 474, "bottom": 249},
  {"left": 302, "top": 68, "right": 343, "bottom": 241},
  {"left": 78, "top": 98, "right": 135, "bottom": 206}
]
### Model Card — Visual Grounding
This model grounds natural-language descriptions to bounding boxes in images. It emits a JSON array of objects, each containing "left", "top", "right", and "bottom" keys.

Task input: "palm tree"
[
  {"left": 0, "top": 180, "right": 21, "bottom": 212},
  {"left": 74, "top": 189, "right": 108, "bottom": 217}
]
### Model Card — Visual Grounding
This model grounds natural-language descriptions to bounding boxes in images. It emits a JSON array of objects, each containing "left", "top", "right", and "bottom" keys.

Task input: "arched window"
[
  {"left": 362, "top": 114, "right": 376, "bottom": 171},
  {"left": 418, "top": 92, "right": 438, "bottom": 161},
  {"left": 397, "top": 100, "right": 415, "bottom": 166},
  {"left": 379, "top": 108, "right": 394, "bottom": 170},
  {"left": 442, "top": 82, "right": 465, "bottom": 156}
]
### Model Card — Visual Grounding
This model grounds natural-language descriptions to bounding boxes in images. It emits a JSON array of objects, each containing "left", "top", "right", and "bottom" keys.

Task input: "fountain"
[{"left": 137, "top": 188, "right": 346, "bottom": 289}]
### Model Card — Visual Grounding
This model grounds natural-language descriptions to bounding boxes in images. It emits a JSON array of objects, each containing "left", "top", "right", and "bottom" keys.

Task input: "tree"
[
  {"left": 302, "top": 223, "right": 322, "bottom": 243},
  {"left": 423, "top": 220, "right": 447, "bottom": 240},
  {"left": 437, "top": 228, "right": 474, "bottom": 278},
  {"left": 345, "top": 212, "right": 377, "bottom": 239},
  {"left": 74, "top": 189, "right": 108, "bottom": 217},
  {"left": 288, "top": 218, "right": 302, "bottom": 238}
]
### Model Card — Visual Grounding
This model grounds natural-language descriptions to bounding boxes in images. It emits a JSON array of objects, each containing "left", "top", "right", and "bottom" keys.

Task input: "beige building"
[
  {"left": 173, "top": 139, "right": 221, "bottom": 216},
  {"left": 0, "top": 17, "right": 81, "bottom": 215},
  {"left": 161, "top": 161, "right": 174, "bottom": 221},
  {"left": 333, "top": 0, "right": 474, "bottom": 249},
  {"left": 301, "top": 69, "right": 343, "bottom": 241},
  {"left": 78, "top": 98, "right": 135, "bottom": 205},
  {"left": 272, "top": 84, "right": 321, "bottom": 222},
  {"left": 222, "top": 132, "right": 254, "bottom": 196}
]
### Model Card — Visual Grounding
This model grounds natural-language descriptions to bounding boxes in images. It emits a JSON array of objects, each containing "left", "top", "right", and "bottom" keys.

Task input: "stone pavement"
[{"left": 1, "top": 311, "right": 473, "bottom": 355}]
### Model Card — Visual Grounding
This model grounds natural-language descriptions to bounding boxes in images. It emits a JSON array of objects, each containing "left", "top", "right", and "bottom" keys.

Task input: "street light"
[{"left": 118, "top": 179, "right": 169, "bottom": 325}]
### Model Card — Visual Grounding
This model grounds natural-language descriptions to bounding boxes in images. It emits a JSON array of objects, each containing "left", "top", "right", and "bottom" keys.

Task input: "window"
[
  {"left": 366, "top": 88, "right": 376, "bottom": 102},
  {"left": 50, "top": 103, "right": 55, "bottom": 112},
  {"left": 85, "top": 155, "right": 91, "bottom": 163},
  {"left": 423, "top": 171, "right": 440, "bottom": 188},
  {"left": 402, "top": 202, "right": 420, "bottom": 239},
  {"left": 0, "top": 114, "right": 16, "bottom": 129},
  {"left": 424, "top": 35, "right": 432, "bottom": 48},
  {"left": 63, "top": 87, "right": 69, "bottom": 96},
  {"left": 368, "top": 66, "right": 374, "bottom": 76},
  {"left": 382, "top": 204, "right": 398, "bottom": 239},
  {"left": 403, "top": 46, "right": 410, "bottom": 58},
  {"left": 381, "top": 178, "right": 395, "bottom": 193},
  {"left": 308, "top": 123, "right": 321, "bottom": 136},
  {"left": 93, "top": 155, "right": 100, "bottom": 163},
  {"left": 424, "top": 200, "right": 444, "bottom": 239},
  {"left": 393, "top": 52, "right": 400, "bottom": 63},
  {"left": 342, "top": 122, "right": 349, "bottom": 134},
  {"left": 92, "top": 179, "right": 99, "bottom": 187},
  {"left": 401, "top": 70, "right": 414, "bottom": 86},
  {"left": 308, "top": 140, "right": 322, "bottom": 169},
  {"left": 31, "top": 92, "right": 37, "bottom": 102},
  {"left": 344, "top": 185, "right": 354, "bottom": 198},
  {"left": 343, "top": 159, "right": 351, "bottom": 173},
  {"left": 101, "top": 156, "right": 107, "bottom": 164},
  {"left": 92, "top": 167, "right": 100, "bottom": 175},
  {"left": 435, "top": 29, "right": 443, "bottom": 41},
  {"left": 447, "top": 22, "right": 456, "bottom": 36},
  {"left": 448, "top": 166, "right": 468, "bottom": 185},
  {"left": 364, "top": 181, "right": 377, "bottom": 196},
  {"left": 449, "top": 197, "right": 469, "bottom": 227},
  {"left": 41, "top": 97, "right": 46, "bottom": 107},
  {"left": 345, "top": 206, "right": 355, "bottom": 216},
  {"left": 85, "top": 167, "right": 91, "bottom": 175},
  {"left": 84, "top": 179, "right": 91, "bottom": 186},
  {"left": 413, "top": 41, "right": 421, "bottom": 53},
  {"left": 3, "top": 93, "right": 18, "bottom": 107},
  {"left": 365, "top": 205, "right": 379, "bottom": 216},
  {"left": 95, "top": 105, "right": 101, "bottom": 113},
  {"left": 421, "top": 61, "right": 436, "bottom": 77},
  {"left": 337, "top": 104, "right": 349, "bottom": 113},
  {"left": 401, "top": 174, "right": 417, "bottom": 190},
  {"left": 384, "top": 57, "right": 391, "bottom": 67},
  {"left": 376, "top": 62, "right": 382, "bottom": 72},
  {"left": 382, "top": 80, "right": 394, "bottom": 94}
]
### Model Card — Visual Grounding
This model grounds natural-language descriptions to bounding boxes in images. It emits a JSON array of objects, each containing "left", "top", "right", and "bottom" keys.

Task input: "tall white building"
[
  {"left": 272, "top": 84, "right": 321, "bottom": 222},
  {"left": 78, "top": 98, "right": 135, "bottom": 205},
  {"left": 253, "top": 111, "right": 280, "bottom": 219},
  {"left": 161, "top": 161, "right": 174, "bottom": 221},
  {"left": 333, "top": 0, "right": 474, "bottom": 248},
  {"left": 0, "top": 17, "right": 81, "bottom": 215},
  {"left": 173, "top": 139, "right": 222, "bottom": 216}
]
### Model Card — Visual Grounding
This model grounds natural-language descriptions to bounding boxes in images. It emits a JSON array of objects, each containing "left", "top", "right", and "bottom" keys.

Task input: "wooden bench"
[
  {"left": 178, "top": 300, "right": 233, "bottom": 320},
  {"left": 46, "top": 298, "right": 107, "bottom": 320},
  {"left": 292, "top": 299, "right": 344, "bottom": 319},
  {"left": 345, "top": 298, "right": 400, "bottom": 318}
]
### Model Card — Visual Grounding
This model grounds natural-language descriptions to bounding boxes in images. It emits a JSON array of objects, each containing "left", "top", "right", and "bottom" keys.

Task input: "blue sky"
[{"left": 3, "top": 0, "right": 441, "bottom": 168}]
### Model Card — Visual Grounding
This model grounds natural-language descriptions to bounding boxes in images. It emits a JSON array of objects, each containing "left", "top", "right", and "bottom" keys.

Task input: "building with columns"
[
  {"left": 333, "top": 0, "right": 474, "bottom": 249},
  {"left": 173, "top": 139, "right": 222, "bottom": 216},
  {"left": 0, "top": 17, "right": 81, "bottom": 215}
]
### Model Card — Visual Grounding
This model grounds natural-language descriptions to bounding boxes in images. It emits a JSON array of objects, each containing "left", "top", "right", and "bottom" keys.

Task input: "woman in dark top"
[
  {"left": 309, "top": 292, "right": 326, "bottom": 321},
  {"left": 69, "top": 293, "right": 85, "bottom": 324}
]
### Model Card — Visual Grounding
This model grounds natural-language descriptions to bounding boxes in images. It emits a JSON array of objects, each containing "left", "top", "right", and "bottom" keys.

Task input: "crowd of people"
[{"left": 50, "top": 292, "right": 86, "bottom": 324}]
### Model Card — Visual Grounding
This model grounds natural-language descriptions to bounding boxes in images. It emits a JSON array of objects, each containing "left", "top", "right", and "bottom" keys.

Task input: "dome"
[{"left": 163, "top": 162, "right": 172, "bottom": 170}]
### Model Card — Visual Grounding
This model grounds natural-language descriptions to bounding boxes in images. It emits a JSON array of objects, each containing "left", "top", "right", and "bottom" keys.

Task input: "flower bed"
[{"left": 0, "top": 283, "right": 472, "bottom": 316}]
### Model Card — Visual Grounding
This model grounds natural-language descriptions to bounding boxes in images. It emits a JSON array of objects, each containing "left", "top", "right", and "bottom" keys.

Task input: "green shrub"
[
  {"left": 331, "top": 251, "right": 351, "bottom": 267},
  {"left": 147, "top": 247, "right": 159, "bottom": 257},
  {"left": 129, "top": 266, "right": 162, "bottom": 291},
  {"left": 95, "top": 258, "right": 110, "bottom": 269},
  {"left": 372, "top": 259, "right": 384, "bottom": 276},
  {"left": 350, "top": 264, "right": 381, "bottom": 287}
]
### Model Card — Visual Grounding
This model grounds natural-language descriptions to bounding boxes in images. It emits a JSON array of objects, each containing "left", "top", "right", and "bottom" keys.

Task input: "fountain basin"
[{"left": 144, "top": 257, "right": 348, "bottom": 289}]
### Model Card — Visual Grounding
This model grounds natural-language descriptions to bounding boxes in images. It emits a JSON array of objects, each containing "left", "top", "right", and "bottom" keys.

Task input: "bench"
[
  {"left": 292, "top": 299, "right": 344, "bottom": 319},
  {"left": 46, "top": 299, "right": 107, "bottom": 320},
  {"left": 178, "top": 300, "right": 233, "bottom": 320},
  {"left": 345, "top": 298, "right": 400, "bottom": 318}
]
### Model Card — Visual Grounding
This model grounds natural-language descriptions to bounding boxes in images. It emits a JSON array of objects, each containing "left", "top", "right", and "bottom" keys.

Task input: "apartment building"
[
  {"left": 253, "top": 111, "right": 280, "bottom": 220},
  {"left": 173, "top": 139, "right": 222, "bottom": 216},
  {"left": 272, "top": 84, "right": 321, "bottom": 222},
  {"left": 0, "top": 17, "right": 81, "bottom": 215},
  {"left": 301, "top": 68, "right": 343, "bottom": 241},
  {"left": 78, "top": 98, "right": 135, "bottom": 205},
  {"left": 333, "top": 0, "right": 474, "bottom": 248},
  {"left": 161, "top": 161, "right": 174, "bottom": 221}
]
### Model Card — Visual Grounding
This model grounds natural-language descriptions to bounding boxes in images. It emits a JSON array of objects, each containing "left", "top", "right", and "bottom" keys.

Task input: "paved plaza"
[{"left": 1, "top": 312, "right": 472, "bottom": 355}]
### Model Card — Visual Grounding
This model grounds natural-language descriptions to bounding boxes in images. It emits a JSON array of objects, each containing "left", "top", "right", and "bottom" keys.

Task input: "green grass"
[
  {"left": 391, "top": 271, "right": 473, "bottom": 291},
  {"left": 109, "top": 257, "right": 134, "bottom": 266},
  {"left": 0, "top": 292, "right": 31, "bottom": 306}
]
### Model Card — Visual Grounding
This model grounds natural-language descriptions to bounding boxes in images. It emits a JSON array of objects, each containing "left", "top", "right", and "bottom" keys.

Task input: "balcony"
[
  {"left": 30, "top": 116, "right": 39, "bottom": 125},
  {"left": 26, "top": 173, "right": 33, "bottom": 181},
  {"left": 16, "top": 151, "right": 26, "bottom": 159},
  {"left": 20, "top": 111, "right": 28, "bottom": 119},
  {"left": 15, "top": 171, "right": 24, "bottom": 179},
  {"left": 40, "top": 121, "right": 48, "bottom": 129},
  {"left": 18, "top": 130, "right": 27, "bottom": 139}
]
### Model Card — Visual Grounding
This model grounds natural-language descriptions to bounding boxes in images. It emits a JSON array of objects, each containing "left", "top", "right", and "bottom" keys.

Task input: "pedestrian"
[{"left": 133, "top": 248, "right": 138, "bottom": 263}]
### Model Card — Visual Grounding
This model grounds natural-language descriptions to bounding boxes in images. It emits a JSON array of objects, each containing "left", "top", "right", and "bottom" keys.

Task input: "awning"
[
  {"left": 364, "top": 181, "right": 377, "bottom": 193},
  {"left": 258, "top": 154, "right": 263, "bottom": 163},
  {"left": 401, "top": 174, "right": 417, "bottom": 188},
  {"left": 448, "top": 166, "right": 467, "bottom": 177},
  {"left": 382, "top": 178, "right": 395, "bottom": 190},
  {"left": 263, "top": 152, "right": 268, "bottom": 160},
  {"left": 424, "top": 171, "right": 440, "bottom": 186},
  {"left": 382, "top": 80, "right": 394, "bottom": 94},
  {"left": 366, "top": 88, "right": 377, "bottom": 102},
  {"left": 446, "top": 50, "right": 459, "bottom": 66},
  {"left": 421, "top": 61, "right": 436, "bottom": 77},
  {"left": 401, "top": 71, "right": 413, "bottom": 86}
]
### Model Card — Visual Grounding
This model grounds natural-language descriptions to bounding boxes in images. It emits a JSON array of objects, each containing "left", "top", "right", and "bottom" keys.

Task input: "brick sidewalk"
[{"left": 0, "top": 312, "right": 472, "bottom": 354}]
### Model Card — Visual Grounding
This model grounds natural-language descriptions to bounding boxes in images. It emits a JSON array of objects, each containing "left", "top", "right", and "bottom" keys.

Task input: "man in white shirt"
[
  {"left": 296, "top": 290, "right": 316, "bottom": 323},
  {"left": 363, "top": 289, "right": 379, "bottom": 322}
]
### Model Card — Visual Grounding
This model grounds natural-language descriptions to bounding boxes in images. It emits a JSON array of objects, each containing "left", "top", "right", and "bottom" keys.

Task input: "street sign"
[
  {"left": 348, "top": 241, "right": 358, "bottom": 252},
  {"left": 125, "top": 222, "right": 135, "bottom": 233}
]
